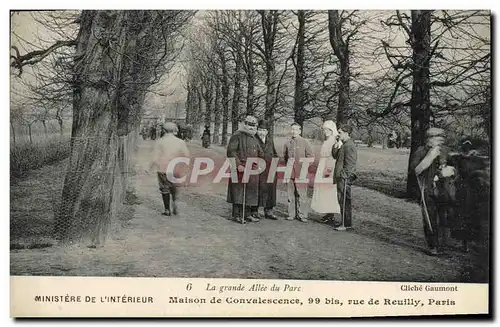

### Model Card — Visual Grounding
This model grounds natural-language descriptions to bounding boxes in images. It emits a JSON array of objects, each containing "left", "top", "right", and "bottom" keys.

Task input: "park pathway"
[{"left": 10, "top": 139, "right": 483, "bottom": 282}]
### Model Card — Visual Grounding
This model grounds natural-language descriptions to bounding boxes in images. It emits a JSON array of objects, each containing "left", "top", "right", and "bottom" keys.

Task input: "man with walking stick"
[
  {"left": 332, "top": 124, "right": 357, "bottom": 230},
  {"left": 410, "top": 127, "right": 451, "bottom": 256},
  {"left": 226, "top": 115, "right": 263, "bottom": 223}
]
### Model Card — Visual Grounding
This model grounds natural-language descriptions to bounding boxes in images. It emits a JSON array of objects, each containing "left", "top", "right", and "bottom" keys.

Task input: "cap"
[
  {"left": 244, "top": 115, "right": 258, "bottom": 126},
  {"left": 258, "top": 119, "right": 269, "bottom": 130},
  {"left": 163, "top": 122, "right": 177, "bottom": 133}
]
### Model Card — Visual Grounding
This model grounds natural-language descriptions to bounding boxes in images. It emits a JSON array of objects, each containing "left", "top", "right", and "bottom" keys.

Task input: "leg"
[
  {"left": 422, "top": 193, "right": 439, "bottom": 254},
  {"left": 170, "top": 183, "right": 178, "bottom": 215},
  {"left": 265, "top": 207, "right": 278, "bottom": 220},
  {"left": 232, "top": 204, "right": 242, "bottom": 220},
  {"left": 287, "top": 180, "right": 296, "bottom": 220},
  {"left": 157, "top": 172, "right": 171, "bottom": 215},
  {"left": 343, "top": 182, "right": 352, "bottom": 228},
  {"left": 337, "top": 179, "right": 345, "bottom": 227},
  {"left": 296, "top": 181, "right": 309, "bottom": 222}
]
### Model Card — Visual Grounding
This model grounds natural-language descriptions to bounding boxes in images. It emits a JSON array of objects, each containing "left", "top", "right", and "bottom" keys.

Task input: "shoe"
[
  {"left": 265, "top": 212, "right": 279, "bottom": 220},
  {"left": 162, "top": 209, "right": 171, "bottom": 216},
  {"left": 297, "top": 216, "right": 308, "bottom": 223},
  {"left": 319, "top": 215, "right": 333, "bottom": 223},
  {"left": 245, "top": 215, "right": 260, "bottom": 222},
  {"left": 285, "top": 216, "right": 295, "bottom": 221}
]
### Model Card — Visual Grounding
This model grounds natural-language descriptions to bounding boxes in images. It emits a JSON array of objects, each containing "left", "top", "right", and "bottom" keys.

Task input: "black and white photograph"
[{"left": 8, "top": 6, "right": 492, "bottom": 317}]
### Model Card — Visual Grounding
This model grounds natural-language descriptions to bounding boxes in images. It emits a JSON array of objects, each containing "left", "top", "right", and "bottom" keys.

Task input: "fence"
[{"left": 10, "top": 131, "right": 140, "bottom": 249}]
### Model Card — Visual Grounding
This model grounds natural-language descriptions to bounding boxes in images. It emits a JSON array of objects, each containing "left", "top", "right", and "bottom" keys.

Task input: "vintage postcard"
[{"left": 9, "top": 7, "right": 491, "bottom": 318}]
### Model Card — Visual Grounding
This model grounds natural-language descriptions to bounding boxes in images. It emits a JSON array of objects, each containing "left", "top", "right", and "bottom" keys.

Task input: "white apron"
[{"left": 311, "top": 137, "right": 341, "bottom": 214}]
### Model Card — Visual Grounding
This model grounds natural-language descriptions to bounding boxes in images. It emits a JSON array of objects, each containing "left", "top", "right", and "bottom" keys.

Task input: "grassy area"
[
  {"left": 273, "top": 137, "right": 410, "bottom": 199},
  {"left": 10, "top": 135, "right": 71, "bottom": 182}
]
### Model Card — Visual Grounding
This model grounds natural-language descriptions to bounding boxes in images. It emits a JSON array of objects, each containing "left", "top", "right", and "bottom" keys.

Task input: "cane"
[
  {"left": 241, "top": 178, "right": 247, "bottom": 225},
  {"left": 416, "top": 176, "right": 433, "bottom": 234},
  {"left": 334, "top": 178, "right": 348, "bottom": 231}
]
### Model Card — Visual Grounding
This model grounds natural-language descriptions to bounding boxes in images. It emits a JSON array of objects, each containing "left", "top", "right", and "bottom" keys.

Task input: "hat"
[
  {"left": 322, "top": 120, "right": 338, "bottom": 135},
  {"left": 244, "top": 115, "right": 258, "bottom": 126},
  {"left": 258, "top": 120, "right": 269, "bottom": 130},
  {"left": 426, "top": 127, "right": 445, "bottom": 138},
  {"left": 163, "top": 122, "right": 177, "bottom": 133}
]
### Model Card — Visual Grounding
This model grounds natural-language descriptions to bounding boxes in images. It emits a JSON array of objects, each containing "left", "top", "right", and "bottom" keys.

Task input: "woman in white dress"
[{"left": 311, "top": 120, "right": 342, "bottom": 222}]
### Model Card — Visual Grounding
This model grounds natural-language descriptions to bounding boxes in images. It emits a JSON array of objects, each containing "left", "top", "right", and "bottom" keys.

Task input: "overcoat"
[
  {"left": 226, "top": 129, "right": 263, "bottom": 206},
  {"left": 256, "top": 134, "right": 278, "bottom": 208}
]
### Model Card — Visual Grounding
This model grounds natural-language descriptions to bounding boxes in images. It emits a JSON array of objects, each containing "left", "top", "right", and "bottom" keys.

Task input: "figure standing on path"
[
  {"left": 332, "top": 124, "right": 357, "bottom": 230},
  {"left": 202, "top": 125, "right": 211, "bottom": 148},
  {"left": 255, "top": 120, "right": 279, "bottom": 220},
  {"left": 283, "top": 122, "right": 314, "bottom": 222},
  {"left": 146, "top": 122, "right": 190, "bottom": 216},
  {"left": 410, "top": 127, "right": 453, "bottom": 256},
  {"left": 226, "top": 115, "right": 263, "bottom": 223},
  {"left": 311, "top": 120, "right": 342, "bottom": 223}
]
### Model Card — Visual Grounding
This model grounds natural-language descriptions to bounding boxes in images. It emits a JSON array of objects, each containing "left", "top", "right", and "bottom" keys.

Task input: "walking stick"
[
  {"left": 417, "top": 176, "right": 433, "bottom": 234},
  {"left": 334, "top": 179, "right": 348, "bottom": 231},
  {"left": 241, "top": 181, "right": 247, "bottom": 225}
]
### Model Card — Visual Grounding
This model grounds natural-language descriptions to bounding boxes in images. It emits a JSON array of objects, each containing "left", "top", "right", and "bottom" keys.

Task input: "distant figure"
[
  {"left": 146, "top": 122, "right": 189, "bottom": 216},
  {"left": 184, "top": 124, "right": 193, "bottom": 141},
  {"left": 202, "top": 125, "right": 211, "bottom": 148},
  {"left": 388, "top": 130, "right": 397, "bottom": 148},
  {"left": 150, "top": 123, "right": 157, "bottom": 140}
]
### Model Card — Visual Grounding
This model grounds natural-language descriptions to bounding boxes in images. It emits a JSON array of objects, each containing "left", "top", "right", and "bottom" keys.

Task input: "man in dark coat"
[
  {"left": 226, "top": 115, "right": 263, "bottom": 222},
  {"left": 332, "top": 124, "right": 357, "bottom": 230},
  {"left": 255, "top": 120, "right": 278, "bottom": 220},
  {"left": 410, "top": 127, "right": 453, "bottom": 256}
]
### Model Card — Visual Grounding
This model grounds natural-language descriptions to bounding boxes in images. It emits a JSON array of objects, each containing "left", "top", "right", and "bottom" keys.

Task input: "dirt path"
[{"left": 10, "top": 140, "right": 485, "bottom": 282}]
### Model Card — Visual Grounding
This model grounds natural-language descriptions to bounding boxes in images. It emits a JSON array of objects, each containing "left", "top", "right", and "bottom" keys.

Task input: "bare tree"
[{"left": 11, "top": 10, "right": 194, "bottom": 244}]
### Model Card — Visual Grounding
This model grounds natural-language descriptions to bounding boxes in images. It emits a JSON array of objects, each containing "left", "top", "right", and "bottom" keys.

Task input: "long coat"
[
  {"left": 226, "top": 129, "right": 263, "bottom": 206},
  {"left": 256, "top": 135, "right": 278, "bottom": 208},
  {"left": 332, "top": 138, "right": 358, "bottom": 182}
]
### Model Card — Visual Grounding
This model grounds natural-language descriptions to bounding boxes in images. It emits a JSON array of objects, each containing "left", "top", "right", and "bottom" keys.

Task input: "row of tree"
[
  {"left": 11, "top": 10, "right": 195, "bottom": 243},
  {"left": 10, "top": 10, "right": 490, "bottom": 243},
  {"left": 182, "top": 10, "right": 491, "bottom": 197}
]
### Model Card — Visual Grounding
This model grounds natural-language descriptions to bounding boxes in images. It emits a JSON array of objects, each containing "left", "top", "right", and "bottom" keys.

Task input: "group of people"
[
  {"left": 226, "top": 115, "right": 357, "bottom": 229},
  {"left": 145, "top": 115, "right": 480, "bottom": 256}
]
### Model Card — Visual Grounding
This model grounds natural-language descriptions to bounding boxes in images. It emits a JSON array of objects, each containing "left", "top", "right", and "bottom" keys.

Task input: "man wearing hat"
[
  {"left": 146, "top": 122, "right": 190, "bottom": 216},
  {"left": 255, "top": 119, "right": 279, "bottom": 220},
  {"left": 410, "top": 127, "right": 452, "bottom": 256},
  {"left": 226, "top": 115, "right": 263, "bottom": 222}
]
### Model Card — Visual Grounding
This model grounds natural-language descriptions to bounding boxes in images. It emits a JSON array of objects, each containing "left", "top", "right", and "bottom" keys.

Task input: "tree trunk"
[
  {"left": 328, "top": 10, "right": 350, "bottom": 125},
  {"left": 28, "top": 123, "right": 33, "bottom": 144},
  {"left": 231, "top": 49, "right": 242, "bottom": 133},
  {"left": 213, "top": 78, "right": 221, "bottom": 144},
  {"left": 57, "top": 116, "right": 64, "bottom": 136},
  {"left": 196, "top": 87, "right": 203, "bottom": 138},
  {"left": 203, "top": 80, "right": 214, "bottom": 129},
  {"left": 55, "top": 11, "right": 128, "bottom": 245},
  {"left": 260, "top": 10, "right": 279, "bottom": 136},
  {"left": 245, "top": 42, "right": 255, "bottom": 115},
  {"left": 42, "top": 120, "right": 48, "bottom": 135},
  {"left": 11, "top": 121, "right": 16, "bottom": 146},
  {"left": 221, "top": 53, "right": 230, "bottom": 145},
  {"left": 407, "top": 10, "right": 432, "bottom": 199},
  {"left": 294, "top": 10, "right": 306, "bottom": 129},
  {"left": 337, "top": 59, "right": 350, "bottom": 125}
]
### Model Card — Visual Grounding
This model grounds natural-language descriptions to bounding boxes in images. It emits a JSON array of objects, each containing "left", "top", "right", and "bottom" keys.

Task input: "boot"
[{"left": 161, "top": 194, "right": 171, "bottom": 216}]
